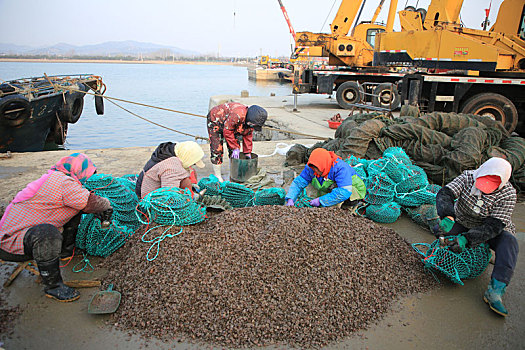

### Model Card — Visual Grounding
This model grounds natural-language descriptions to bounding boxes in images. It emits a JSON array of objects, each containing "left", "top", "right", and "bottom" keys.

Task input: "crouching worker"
[
  {"left": 0, "top": 153, "right": 112, "bottom": 302},
  {"left": 285, "top": 148, "right": 366, "bottom": 207},
  {"left": 435, "top": 157, "right": 519, "bottom": 317},
  {"left": 136, "top": 141, "right": 205, "bottom": 199},
  {"left": 207, "top": 103, "right": 268, "bottom": 182}
]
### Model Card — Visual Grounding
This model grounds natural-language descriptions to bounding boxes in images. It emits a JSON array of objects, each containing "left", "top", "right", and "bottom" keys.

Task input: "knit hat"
[
  {"left": 174, "top": 141, "right": 205, "bottom": 169},
  {"left": 245, "top": 105, "right": 268, "bottom": 131}
]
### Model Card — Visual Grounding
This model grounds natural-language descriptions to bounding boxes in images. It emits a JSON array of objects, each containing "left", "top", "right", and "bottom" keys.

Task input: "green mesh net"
[
  {"left": 137, "top": 187, "right": 206, "bottom": 226},
  {"left": 395, "top": 186, "right": 437, "bottom": 207},
  {"left": 365, "top": 172, "right": 396, "bottom": 204},
  {"left": 412, "top": 236, "right": 491, "bottom": 285},
  {"left": 395, "top": 165, "right": 429, "bottom": 193},
  {"left": 221, "top": 182, "right": 256, "bottom": 208},
  {"left": 254, "top": 188, "right": 286, "bottom": 206},
  {"left": 294, "top": 189, "right": 314, "bottom": 208},
  {"left": 76, "top": 174, "right": 140, "bottom": 257},
  {"left": 363, "top": 202, "right": 401, "bottom": 223},
  {"left": 405, "top": 204, "right": 440, "bottom": 231},
  {"left": 198, "top": 174, "right": 224, "bottom": 196}
]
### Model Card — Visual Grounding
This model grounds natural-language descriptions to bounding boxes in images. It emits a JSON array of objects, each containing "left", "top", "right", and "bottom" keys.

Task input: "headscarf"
[
  {"left": 0, "top": 153, "right": 96, "bottom": 230},
  {"left": 174, "top": 141, "right": 205, "bottom": 169},
  {"left": 50, "top": 152, "right": 97, "bottom": 184},
  {"left": 470, "top": 157, "right": 512, "bottom": 196},
  {"left": 307, "top": 148, "right": 341, "bottom": 177}
]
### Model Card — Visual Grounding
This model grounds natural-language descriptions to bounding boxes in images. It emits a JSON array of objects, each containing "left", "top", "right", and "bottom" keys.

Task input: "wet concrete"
[{"left": 1, "top": 96, "right": 524, "bottom": 349}]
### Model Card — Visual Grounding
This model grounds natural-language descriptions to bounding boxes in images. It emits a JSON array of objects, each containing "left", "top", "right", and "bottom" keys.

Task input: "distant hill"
[{"left": 0, "top": 40, "right": 200, "bottom": 57}]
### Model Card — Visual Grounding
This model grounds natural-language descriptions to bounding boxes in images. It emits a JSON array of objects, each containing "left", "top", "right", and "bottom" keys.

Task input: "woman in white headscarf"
[{"left": 435, "top": 157, "right": 519, "bottom": 317}]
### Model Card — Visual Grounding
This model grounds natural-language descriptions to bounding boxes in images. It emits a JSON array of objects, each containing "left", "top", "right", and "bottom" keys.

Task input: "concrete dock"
[{"left": 0, "top": 95, "right": 524, "bottom": 350}]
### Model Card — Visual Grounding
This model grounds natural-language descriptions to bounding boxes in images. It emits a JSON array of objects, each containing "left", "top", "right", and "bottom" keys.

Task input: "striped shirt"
[
  {"left": 446, "top": 170, "right": 516, "bottom": 234},
  {"left": 0, "top": 172, "right": 90, "bottom": 255},
  {"left": 140, "top": 157, "right": 190, "bottom": 198}
]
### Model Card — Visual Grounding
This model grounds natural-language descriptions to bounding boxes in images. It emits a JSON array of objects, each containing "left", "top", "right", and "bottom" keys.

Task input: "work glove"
[
  {"left": 449, "top": 234, "right": 468, "bottom": 254},
  {"left": 439, "top": 216, "right": 455, "bottom": 233},
  {"left": 94, "top": 207, "right": 113, "bottom": 223},
  {"left": 285, "top": 198, "right": 295, "bottom": 206},
  {"left": 309, "top": 198, "right": 321, "bottom": 207},
  {"left": 245, "top": 153, "right": 252, "bottom": 159},
  {"left": 231, "top": 149, "right": 240, "bottom": 159}
]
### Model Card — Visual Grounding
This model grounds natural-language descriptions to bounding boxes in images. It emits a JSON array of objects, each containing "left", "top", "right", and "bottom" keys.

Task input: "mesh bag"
[
  {"left": 221, "top": 182, "right": 255, "bottom": 208},
  {"left": 364, "top": 202, "right": 401, "bottom": 223},
  {"left": 395, "top": 186, "right": 437, "bottom": 207},
  {"left": 426, "top": 184, "right": 442, "bottom": 194},
  {"left": 137, "top": 187, "right": 206, "bottom": 226},
  {"left": 365, "top": 172, "right": 396, "bottom": 204},
  {"left": 366, "top": 158, "right": 390, "bottom": 178},
  {"left": 254, "top": 188, "right": 286, "bottom": 206},
  {"left": 412, "top": 236, "right": 491, "bottom": 285},
  {"left": 383, "top": 147, "right": 412, "bottom": 165},
  {"left": 343, "top": 156, "right": 368, "bottom": 179},
  {"left": 395, "top": 165, "right": 429, "bottom": 193},
  {"left": 198, "top": 174, "right": 223, "bottom": 196},
  {"left": 76, "top": 174, "right": 140, "bottom": 257},
  {"left": 405, "top": 204, "right": 440, "bottom": 231},
  {"left": 295, "top": 189, "right": 313, "bottom": 208},
  {"left": 118, "top": 174, "right": 138, "bottom": 194}
]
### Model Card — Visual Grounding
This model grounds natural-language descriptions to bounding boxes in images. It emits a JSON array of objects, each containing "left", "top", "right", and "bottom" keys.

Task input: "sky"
[{"left": 0, "top": 0, "right": 505, "bottom": 57}]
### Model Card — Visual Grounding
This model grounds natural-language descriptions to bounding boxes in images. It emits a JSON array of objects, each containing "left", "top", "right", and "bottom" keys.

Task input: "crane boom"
[
  {"left": 331, "top": 0, "right": 366, "bottom": 36},
  {"left": 371, "top": 0, "right": 386, "bottom": 23},
  {"left": 277, "top": 0, "right": 296, "bottom": 41}
]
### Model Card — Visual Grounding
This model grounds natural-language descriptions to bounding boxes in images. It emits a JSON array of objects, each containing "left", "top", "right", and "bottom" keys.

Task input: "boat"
[{"left": 0, "top": 74, "right": 105, "bottom": 152}]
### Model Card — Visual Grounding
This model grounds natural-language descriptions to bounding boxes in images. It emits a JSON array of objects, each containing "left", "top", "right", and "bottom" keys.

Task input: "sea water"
[{"left": 0, "top": 62, "right": 292, "bottom": 149}]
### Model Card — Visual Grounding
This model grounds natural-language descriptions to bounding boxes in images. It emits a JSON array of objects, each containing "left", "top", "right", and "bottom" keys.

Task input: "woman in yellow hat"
[{"left": 136, "top": 141, "right": 205, "bottom": 198}]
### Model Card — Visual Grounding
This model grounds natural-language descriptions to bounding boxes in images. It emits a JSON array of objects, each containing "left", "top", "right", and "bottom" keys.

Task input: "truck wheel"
[
  {"left": 372, "top": 83, "right": 400, "bottom": 110},
  {"left": 0, "top": 94, "right": 31, "bottom": 127},
  {"left": 336, "top": 82, "right": 364, "bottom": 109},
  {"left": 461, "top": 93, "right": 518, "bottom": 133}
]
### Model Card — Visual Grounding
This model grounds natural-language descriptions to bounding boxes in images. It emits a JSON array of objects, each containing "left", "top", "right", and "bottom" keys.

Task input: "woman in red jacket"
[{"left": 207, "top": 103, "right": 267, "bottom": 181}]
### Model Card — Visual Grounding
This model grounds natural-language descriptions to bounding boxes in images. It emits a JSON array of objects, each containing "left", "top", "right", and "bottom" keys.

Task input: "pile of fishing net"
[
  {"left": 198, "top": 175, "right": 286, "bottom": 207},
  {"left": 412, "top": 235, "right": 491, "bottom": 285},
  {"left": 76, "top": 174, "right": 141, "bottom": 257},
  {"left": 347, "top": 147, "right": 440, "bottom": 229},
  {"left": 286, "top": 110, "right": 525, "bottom": 191}
]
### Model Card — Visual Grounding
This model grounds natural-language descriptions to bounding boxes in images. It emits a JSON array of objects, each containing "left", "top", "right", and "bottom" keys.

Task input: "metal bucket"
[{"left": 230, "top": 153, "right": 258, "bottom": 183}]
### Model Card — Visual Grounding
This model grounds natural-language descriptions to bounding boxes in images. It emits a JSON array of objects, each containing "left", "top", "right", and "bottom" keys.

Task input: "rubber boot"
[
  {"left": 483, "top": 278, "right": 508, "bottom": 317},
  {"left": 37, "top": 258, "right": 80, "bottom": 302},
  {"left": 212, "top": 164, "right": 224, "bottom": 182},
  {"left": 60, "top": 225, "right": 77, "bottom": 260}
]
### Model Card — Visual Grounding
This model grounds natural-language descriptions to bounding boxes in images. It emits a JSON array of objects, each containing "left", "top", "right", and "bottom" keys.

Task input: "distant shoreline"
[{"left": 0, "top": 58, "right": 254, "bottom": 67}]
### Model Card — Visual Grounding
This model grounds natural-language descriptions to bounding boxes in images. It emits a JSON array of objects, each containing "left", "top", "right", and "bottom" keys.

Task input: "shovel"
[{"left": 88, "top": 284, "right": 121, "bottom": 314}]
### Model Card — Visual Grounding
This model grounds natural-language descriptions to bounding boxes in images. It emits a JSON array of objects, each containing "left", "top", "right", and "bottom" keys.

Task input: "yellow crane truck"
[
  {"left": 374, "top": 0, "right": 525, "bottom": 133},
  {"left": 292, "top": 0, "right": 407, "bottom": 110}
]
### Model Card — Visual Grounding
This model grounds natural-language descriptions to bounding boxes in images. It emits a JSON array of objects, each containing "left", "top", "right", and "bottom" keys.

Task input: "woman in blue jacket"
[{"left": 285, "top": 148, "right": 366, "bottom": 207}]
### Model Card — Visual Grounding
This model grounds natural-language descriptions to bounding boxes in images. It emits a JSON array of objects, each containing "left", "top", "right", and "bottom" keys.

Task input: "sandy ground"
[{"left": 0, "top": 96, "right": 524, "bottom": 349}]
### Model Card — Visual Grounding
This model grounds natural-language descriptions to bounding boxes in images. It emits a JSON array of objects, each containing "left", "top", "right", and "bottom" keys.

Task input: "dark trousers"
[
  {"left": 0, "top": 213, "right": 82, "bottom": 263},
  {"left": 447, "top": 222, "right": 519, "bottom": 285}
]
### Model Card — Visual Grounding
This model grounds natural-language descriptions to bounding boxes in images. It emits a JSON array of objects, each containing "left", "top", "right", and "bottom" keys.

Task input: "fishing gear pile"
[
  {"left": 76, "top": 174, "right": 140, "bottom": 257},
  {"left": 286, "top": 111, "right": 525, "bottom": 191},
  {"left": 345, "top": 147, "right": 440, "bottom": 228},
  {"left": 412, "top": 235, "right": 491, "bottom": 285}
]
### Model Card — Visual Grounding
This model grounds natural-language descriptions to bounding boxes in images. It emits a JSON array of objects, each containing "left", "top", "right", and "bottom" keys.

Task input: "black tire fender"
[
  {"left": 336, "top": 81, "right": 365, "bottom": 109},
  {"left": 59, "top": 93, "right": 84, "bottom": 124},
  {"left": 0, "top": 94, "right": 31, "bottom": 127},
  {"left": 371, "top": 83, "right": 401, "bottom": 110},
  {"left": 95, "top": 94, "right": 104, "bottom": 115},
  {"left": 460, "top": 92, "right": 518, "bottom": 133}
]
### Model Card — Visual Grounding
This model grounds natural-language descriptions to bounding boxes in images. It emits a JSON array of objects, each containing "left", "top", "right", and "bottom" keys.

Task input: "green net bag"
[
  {"left": 76, "top": 174, "right": 140, "bottom": 257},
  {"left": 364, "top": 202, "right": 401, "bottom": 223},
  {"left": 395, "top": 186, "right": 437, "bottom": 207},
  {"left": 137, "top": 187, "right": 206, "bottom": 226},
  {"left": 412, "top": 236, "right": 491, "bottom": 285},
  {"left": 295, "top": 189, "right": 313, "bottom": 208},
  {"left": 221, "top": 182, "right": 255, "bottom": 208},
  {"left": 254, "top": 188, "right": 286, "bottom": 206},
  {"left": 395, "top": 165, "right": 429, "bottom": 193},
  {"left": 405, "top": 204, "right": 440, "bottom": 231},
  {"left": 198, "top": 174, "right": 223, "bottom": 196},
  {"left": 365, "top": 172, "right": 396, "bottom": 204}
]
